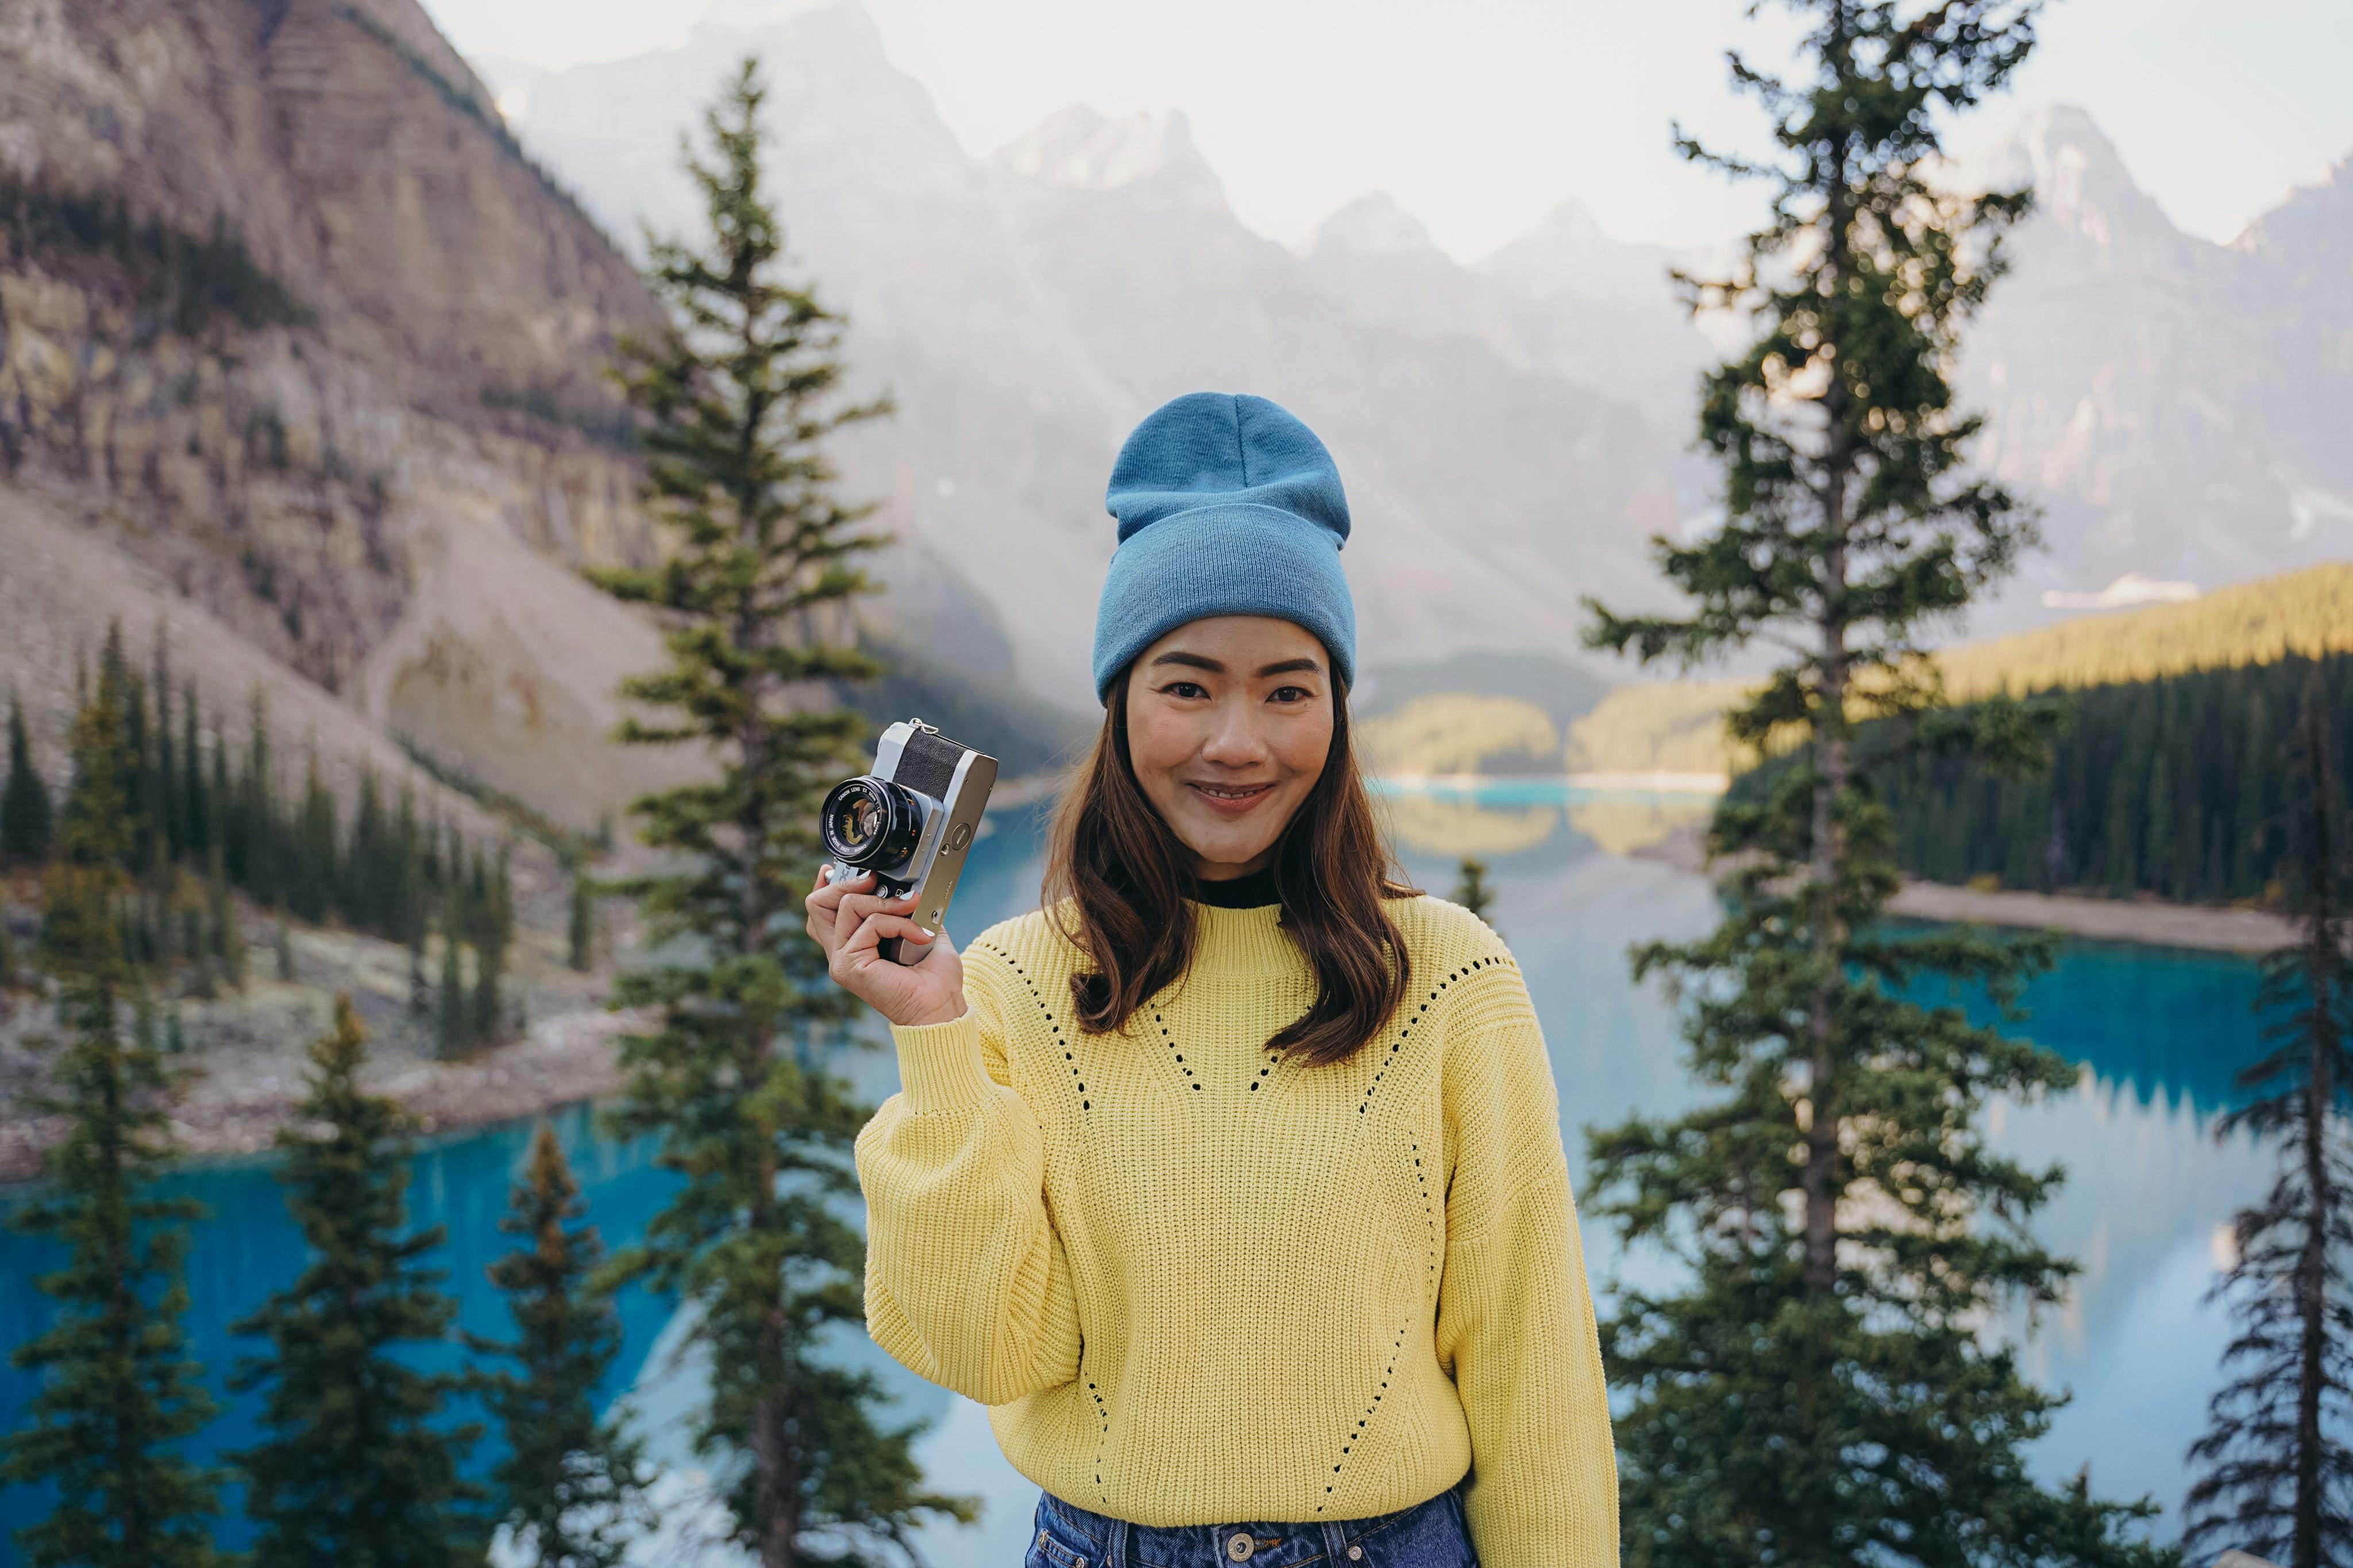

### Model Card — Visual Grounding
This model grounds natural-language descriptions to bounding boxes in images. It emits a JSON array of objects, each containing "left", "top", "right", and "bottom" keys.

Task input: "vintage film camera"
[{"left": 819, "top": 719, "right": 998, "bottom": 964}]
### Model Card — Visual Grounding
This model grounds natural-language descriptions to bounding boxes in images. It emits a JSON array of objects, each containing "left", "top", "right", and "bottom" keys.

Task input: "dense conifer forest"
[
  {"left": 1, "top": 626, "right": 516, "bottom": 1038},
  {"left": 1577, "top": 562, "right": 2353, "bottom": 779},
  {"left": 1731, "top": 652, "right": 2353, "bottom": 906}
]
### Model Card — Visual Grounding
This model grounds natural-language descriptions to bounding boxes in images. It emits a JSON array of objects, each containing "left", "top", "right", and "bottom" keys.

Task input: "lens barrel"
[{"left": 820, "top": 775, "right": 925, "bottom": 870}]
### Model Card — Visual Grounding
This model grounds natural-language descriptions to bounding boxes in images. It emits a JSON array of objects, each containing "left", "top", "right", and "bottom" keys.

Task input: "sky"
[{"left": 422, "top": 0, "right": 2353, "bottom": 261}]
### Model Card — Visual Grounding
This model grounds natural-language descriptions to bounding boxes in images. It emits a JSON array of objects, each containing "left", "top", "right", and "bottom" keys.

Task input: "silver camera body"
[{"left": 820, "top": 719, "right": 998, "bottom": 964}]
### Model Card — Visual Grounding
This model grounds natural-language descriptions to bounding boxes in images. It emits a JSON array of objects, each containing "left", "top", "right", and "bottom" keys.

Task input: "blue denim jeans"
[{"left": 1027, "top": 1475, "right": 1480, "bottom": 1568}]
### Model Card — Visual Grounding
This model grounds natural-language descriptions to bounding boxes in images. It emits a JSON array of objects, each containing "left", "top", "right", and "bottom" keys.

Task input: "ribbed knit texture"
[
  {"left": 853, "top": 894, "right": 1619, "bottom": 1568},
  {"left": 1093, "top": 392, "right": 1357, "bottom": 698}
]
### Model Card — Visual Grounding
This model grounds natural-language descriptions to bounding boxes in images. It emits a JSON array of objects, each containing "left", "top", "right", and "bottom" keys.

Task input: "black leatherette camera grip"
[{"left": 894, "top": 729, "right": 965, "bottom": 801}]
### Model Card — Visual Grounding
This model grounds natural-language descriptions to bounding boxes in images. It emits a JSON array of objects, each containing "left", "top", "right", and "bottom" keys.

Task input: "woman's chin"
[{"left": 1164, "top": 818, "right": 1268, "bottom": 871}]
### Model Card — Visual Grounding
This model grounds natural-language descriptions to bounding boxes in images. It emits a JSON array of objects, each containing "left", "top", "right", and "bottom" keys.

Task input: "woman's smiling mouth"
[{"left": 1187, "top": 779, "right": 1276, "bottom": 814}]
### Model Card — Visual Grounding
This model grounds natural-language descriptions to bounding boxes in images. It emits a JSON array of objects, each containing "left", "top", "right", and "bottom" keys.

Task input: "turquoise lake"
[{"left": 0, "top": 787, "right": 2277, "bottom": 1562}]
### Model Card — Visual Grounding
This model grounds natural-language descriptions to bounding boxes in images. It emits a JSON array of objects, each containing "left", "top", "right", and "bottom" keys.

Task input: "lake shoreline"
[
  {"left": 0, "top": 1006, "right": 636, "bottom": 1185},
  {"left": 3, "top": 810, "right": 2291, "bottom": 1187},
  {"left": 1633, "top": 823, "right": 2295, "bottom": 955}
]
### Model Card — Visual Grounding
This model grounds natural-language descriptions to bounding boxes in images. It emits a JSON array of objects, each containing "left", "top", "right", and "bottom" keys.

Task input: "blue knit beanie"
[{"left": 1092, "top": 392, "right": 1356, "bottom": 702}]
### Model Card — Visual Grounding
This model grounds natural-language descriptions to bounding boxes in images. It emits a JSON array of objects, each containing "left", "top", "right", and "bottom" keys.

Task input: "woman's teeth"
[{"left": 1194, "top": 783, "right": 1269, "bottom": 799}]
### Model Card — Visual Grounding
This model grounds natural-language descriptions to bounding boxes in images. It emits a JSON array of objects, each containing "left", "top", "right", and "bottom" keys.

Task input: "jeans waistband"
[{"left": 1037, "top": 1473, "right": 1469, "bottom": 1568}]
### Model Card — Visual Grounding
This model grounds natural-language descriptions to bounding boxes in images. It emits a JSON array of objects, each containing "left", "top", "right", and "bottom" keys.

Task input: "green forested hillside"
[
  {"left": 1731, "top": 652, "right": 2353, "bottom": 906},
  {"left": 1574, "top": 562, "right": 2353, "bottom": 778}
]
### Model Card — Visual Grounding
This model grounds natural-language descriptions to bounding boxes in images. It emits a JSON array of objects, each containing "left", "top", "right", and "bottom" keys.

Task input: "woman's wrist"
[{"left": 891, "top": 992, "right": 969, "bottom": 1030}]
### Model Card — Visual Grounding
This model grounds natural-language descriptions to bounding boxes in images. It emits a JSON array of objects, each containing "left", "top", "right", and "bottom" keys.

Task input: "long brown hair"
[{"left": 1042, "top": 665, "right": 1414, "bottom": 1067}]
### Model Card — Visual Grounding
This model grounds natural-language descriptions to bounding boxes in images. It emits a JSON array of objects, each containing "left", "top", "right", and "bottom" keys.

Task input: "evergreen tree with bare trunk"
[
  {"left": 1583, "top": 3, "right": 2167, "bottom": 1565},
  {"left": 470, "top": 1125, "right": 648, "bottom": 1568},
  {"left": 229, "top": 997, "right": 485, "bottom": 1567},
  {"left": 1, "top": 644, "right": 222, "bottom": 1568},
  {"left": 588, "top": 55, "right": 973, "bottom": 1567},
  {"left": 2185, "top": 667, "right": 2353, "bottom": 1568}
]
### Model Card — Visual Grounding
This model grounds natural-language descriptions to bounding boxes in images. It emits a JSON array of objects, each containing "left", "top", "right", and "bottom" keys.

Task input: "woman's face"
[{"left": 1123, "top": 615, "right": 1334, "bottom": 880}]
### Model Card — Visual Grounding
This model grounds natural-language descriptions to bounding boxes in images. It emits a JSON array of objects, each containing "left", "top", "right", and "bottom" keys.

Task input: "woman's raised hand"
[{"left": 805, "top": 866, "right": 969, "bottom": 1029}]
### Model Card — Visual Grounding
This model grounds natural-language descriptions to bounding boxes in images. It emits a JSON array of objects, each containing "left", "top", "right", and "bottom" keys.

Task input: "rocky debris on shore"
[
  {"left": 0, "top": 1002, "right": 640, "bottom": 1185},
  {"left": 0, "top": 894, "right": 642, "bottom": 1184}
]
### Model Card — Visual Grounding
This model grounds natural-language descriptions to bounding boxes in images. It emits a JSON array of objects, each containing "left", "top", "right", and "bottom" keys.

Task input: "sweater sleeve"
[
  {"left": 852, "top": 949, "right": 1083, "bottom": 1407},
  {"left": 1433, "top": 961, "right": 1619, "bottom": 1568}
]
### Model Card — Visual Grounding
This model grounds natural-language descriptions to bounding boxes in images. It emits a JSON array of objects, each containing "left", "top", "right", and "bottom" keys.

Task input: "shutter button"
[{"left": 1226, "top": 1532, "right": 1255, "bottom": 1562}]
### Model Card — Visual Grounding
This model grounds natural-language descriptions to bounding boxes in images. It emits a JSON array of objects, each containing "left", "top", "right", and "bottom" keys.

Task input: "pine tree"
[
  {"left": 1449, "top": 856, "right": 1495, "bottom": 924},
  {"left": 2184, "top": 668, "right": 2353, "bottom": 1567},
  {"left": 566, "top": 867, "right": 595, "bottom": 972},
  {"left": 470, "top": 845, "right": 511, "bottom": 1046},
  {"left": 1581, "top": 5, "right": 2163, "bottom": 1565},
  {"left": 153, "top": 629, "right": 179, "bottom": 862},
  {"left": 291, "top": 751, "right": 336, "bottom": 925},
  {"left": 588, "top": 56, "right": 970, "bottom": 1566},
  {"left": 468, "top": 1126, "right": 647, "bottom": 1568},
  {"left": 1, "top": 658, "right": 224, "bottom": 1568},
  {"left": 206, "top": 713, "right": 231, "bottom": 878},
  {"left": 437, "top": 903, "right": 469, "bottom": 1061},
  {"left": 471, "top": 937, "right": 504, "bottom": 1047},
  {"left": 120, "top": 655, "right": 154, "bottom": 877},
  {"left": 409, "top": 918, "right": 433, "bottom": 1018},
  {"left": 234, "top": 693, "right": 276, "bottom": 904},
  {"left": 4, "top": 688, "right": 56, "bottom": 865},
  {"left": 180, "top": 682, "right": 207, "bottom": 862},
  {"left": 228, "top": 995, "right": 486, "bottom": 1567},
  {"left": 205, "top": 844, "right": 244, "bottom": 991}
]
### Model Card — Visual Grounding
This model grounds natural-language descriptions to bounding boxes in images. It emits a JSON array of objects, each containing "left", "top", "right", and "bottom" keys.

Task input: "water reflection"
[{"left": 0, "top": 787, "right": 2273, "bottom": 1558}]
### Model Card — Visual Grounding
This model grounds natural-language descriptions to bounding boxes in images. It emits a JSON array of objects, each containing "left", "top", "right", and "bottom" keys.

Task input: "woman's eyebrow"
[
  {"left": 1256, "top": 657, "right": 1322, "bottom": 677},
  {"left": 1149, "top": 650, "right": 1223, "bottom": 672}
]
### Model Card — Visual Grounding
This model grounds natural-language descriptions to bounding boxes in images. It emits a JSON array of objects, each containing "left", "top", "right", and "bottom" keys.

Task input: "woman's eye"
[
  {"left": 1268, "top": 686, "right": 1311, "bottom": 704},
  {"left": 1162, "top": 680, "right": 1209, "bottom": 700}
]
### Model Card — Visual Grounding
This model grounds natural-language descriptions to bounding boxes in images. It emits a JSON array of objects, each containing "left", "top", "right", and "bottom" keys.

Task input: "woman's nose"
[{"left": 1199, "top": 702, "right": 1269, "bottom": 765}]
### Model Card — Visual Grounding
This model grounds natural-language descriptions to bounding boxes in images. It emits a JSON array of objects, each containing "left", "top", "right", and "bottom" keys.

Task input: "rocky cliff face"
[
  {"left": 1954, "top": 106, "right": 2353, "bottom": 609},
  {"left": 0, "top": 0, "right": 688, "bottom": 824}
]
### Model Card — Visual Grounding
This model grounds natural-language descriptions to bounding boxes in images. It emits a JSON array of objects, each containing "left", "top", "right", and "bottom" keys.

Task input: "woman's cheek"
[{"left": 1276, "top": 706, "right": 1336, "bottom": 777}]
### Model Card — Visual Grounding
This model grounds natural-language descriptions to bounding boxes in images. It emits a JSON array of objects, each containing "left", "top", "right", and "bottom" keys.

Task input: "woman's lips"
[{"left": 1186, "top": 779, "right": 1276, "bottom": 817}]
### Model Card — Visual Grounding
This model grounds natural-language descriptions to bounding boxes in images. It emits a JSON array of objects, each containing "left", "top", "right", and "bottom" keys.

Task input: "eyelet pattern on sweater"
[{"left": 851, "top": 894, "right": 1619, "bottom": 1568}]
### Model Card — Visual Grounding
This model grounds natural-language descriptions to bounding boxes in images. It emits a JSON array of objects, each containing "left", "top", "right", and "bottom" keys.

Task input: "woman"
[{"left": 807, "top": 392, "right": 1617, "bottom": 1568}]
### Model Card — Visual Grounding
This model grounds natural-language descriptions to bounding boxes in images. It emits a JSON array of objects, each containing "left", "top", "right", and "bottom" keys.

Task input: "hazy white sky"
[{"left": 423, "top": 0, "right": 2353, "bottom": 260}]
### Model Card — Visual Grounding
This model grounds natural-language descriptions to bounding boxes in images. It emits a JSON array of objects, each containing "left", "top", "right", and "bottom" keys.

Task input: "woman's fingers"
[
  {"left": 805, "top": 867, "right": 849, "bottom": 947},
  {"left": 805, "top": 867, "right": 907, "bottom": 950},
  {"left": 837, "top": 910, "right": 936, "bottom": 963},
  {"left": 806, "top": 864, "right": 870, "bottom": 920},
  {"left": 833, "top": 889, "right": 915, "bottom": 939}
]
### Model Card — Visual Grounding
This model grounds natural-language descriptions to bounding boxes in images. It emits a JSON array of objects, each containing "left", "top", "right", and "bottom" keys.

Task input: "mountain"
[
  {"left": 1951, "top": 107, "right": 2353, "bottom": 615},
  {"left": 1303, "top": 193, "right": 1717, "bottom": 516},
  {"left": 9, "top": 0, "right": 2344, "bottom": 831},
  {"left": 487, "top": 3, "right": 1685, "bottom": 706},
  {"left": 0, "top": 0, "right": 696, "bottom": 825},
  {"left": 489, "top": 2, "right": 2353, "bottom": 715}
]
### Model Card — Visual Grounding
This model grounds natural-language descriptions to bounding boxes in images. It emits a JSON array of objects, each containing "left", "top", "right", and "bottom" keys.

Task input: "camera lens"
[{"left": 820, "top": 776, "right": 923, "bottom": 868}]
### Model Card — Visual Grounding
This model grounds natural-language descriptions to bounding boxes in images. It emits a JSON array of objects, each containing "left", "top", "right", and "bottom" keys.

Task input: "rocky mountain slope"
[
  {"left": 9, "top": 0, "right": 2346, "bottom": 821},
  {"left": 0, "top": 0, "right": 688, "bottom": 825},
  {"left": 1959, "top": 107, "right": 2353, "bottom": 608}
]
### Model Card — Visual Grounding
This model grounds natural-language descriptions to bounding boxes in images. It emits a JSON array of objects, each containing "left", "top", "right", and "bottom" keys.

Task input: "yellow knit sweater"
[{"left": 852, "top": 893, "right": 1618, "bottom": 1568}]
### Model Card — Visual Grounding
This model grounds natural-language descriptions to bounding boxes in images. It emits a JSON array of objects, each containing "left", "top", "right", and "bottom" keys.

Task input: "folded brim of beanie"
[{"left": 1090, "top": 502, "right": 1357, "bottom": 702}]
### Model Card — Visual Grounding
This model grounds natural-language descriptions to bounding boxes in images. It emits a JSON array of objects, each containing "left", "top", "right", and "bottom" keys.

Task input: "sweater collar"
[{"left": 1187, "top": 864, "right": 1281, "bottom": 910}]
